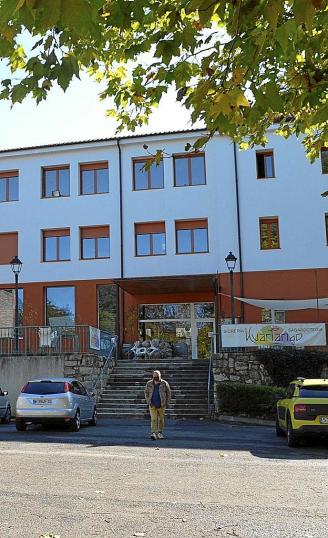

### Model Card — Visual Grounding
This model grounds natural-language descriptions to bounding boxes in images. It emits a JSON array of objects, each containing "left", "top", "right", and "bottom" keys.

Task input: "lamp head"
[
  {"left": 10, "top": 256, "right": 22, "bottom": 276},
  {"left": 225, "top": 251, "right": 237, "bottom": 272}
]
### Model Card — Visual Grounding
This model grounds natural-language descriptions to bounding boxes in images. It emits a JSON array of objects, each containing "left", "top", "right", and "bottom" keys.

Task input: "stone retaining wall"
[{"left": 64, "top": 354, "right": 114, "bottom": 399}]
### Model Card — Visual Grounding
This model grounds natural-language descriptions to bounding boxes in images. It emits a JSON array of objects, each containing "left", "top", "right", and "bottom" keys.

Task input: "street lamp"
[
  {"left": 225, "top": 251, "right": 237, "bottom": 324},
  {"left": 10, "top": 256, "right": 22, "bottom": 353}
]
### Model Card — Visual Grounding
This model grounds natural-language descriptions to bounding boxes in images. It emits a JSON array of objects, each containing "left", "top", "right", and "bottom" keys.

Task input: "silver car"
[
  {"left": 15, "top": 378, "right": 97, "bottom": 432},
  {"left": 0, "top": 387, "right": 11, "bottom": 424}
]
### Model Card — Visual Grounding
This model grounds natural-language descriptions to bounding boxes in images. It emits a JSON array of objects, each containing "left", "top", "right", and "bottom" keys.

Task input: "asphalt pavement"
[{"left": 0, "top": 418, "right": 327, "bottom": 538}]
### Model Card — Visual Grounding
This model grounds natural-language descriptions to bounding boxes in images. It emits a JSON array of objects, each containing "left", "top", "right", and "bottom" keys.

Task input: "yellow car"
[{"left": 276, "top": 378, "right": 328, "bottom": 447}]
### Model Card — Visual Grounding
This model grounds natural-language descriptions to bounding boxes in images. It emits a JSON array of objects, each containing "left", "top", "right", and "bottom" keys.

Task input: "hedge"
[
  {"left": 216, "top": 382, "right": 286, "bottom": 420},
  {"left": 257, "top": 349, "right": 328, "bottom": 387}
]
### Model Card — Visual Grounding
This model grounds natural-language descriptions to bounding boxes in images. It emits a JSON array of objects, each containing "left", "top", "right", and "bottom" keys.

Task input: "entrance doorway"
[{"left": 138, "top": 302, "right": 215, "bottom": 359}]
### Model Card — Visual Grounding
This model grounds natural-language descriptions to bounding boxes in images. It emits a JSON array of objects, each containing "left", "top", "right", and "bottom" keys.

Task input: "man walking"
[{"left": 145, "top": 370, "right": 171, "bottom": 440}]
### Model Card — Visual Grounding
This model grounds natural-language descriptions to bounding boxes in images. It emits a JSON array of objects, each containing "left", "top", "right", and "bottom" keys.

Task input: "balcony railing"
[{"left": 0, "top": 325, "right": 117, "bottom": 357}]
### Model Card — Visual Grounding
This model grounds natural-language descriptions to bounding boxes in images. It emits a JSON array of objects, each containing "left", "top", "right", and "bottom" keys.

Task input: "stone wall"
[
  {"left": 212, "top": 352, "right": 272, "bottom": 385},
  {"left": 1, "top": 353, "right": 114, "bottom": 413}
]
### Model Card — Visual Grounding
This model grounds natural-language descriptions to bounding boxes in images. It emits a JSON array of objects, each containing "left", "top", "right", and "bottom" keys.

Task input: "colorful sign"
[
  {"left": 221, "top": 323, "right": 326, "bottom": 348},
  {"left": 89, "top": 326, "right": 101, "bottom": 350}
]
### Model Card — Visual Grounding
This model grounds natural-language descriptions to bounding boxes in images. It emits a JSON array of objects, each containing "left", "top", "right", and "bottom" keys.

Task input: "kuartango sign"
[{"left": 221, "top": 323, "right": 326, "bottom": 348}]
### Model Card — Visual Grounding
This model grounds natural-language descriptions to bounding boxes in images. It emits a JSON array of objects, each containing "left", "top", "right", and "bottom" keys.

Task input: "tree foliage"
[{"left": 0, "top": 0, "right": 328, "bottom": 158}]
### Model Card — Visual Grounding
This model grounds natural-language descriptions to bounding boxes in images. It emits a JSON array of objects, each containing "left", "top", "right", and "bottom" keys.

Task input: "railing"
[
  {"left": 92, "top": 335, "right": 118, "bottom": 393},
  {"left": 0, "top": 325, "right": 116, "bottom": 356},
  {"left": 207, "top": 352, "right": 214, "bottom": 418}
]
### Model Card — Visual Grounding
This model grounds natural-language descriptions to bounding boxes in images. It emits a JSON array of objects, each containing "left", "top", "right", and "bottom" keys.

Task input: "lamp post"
[
  {"left": 225, "top": 251, "right": 237, "bottom": 324},
  {"left": 10, "top": 256, "right": 22, "bottom": 353}
]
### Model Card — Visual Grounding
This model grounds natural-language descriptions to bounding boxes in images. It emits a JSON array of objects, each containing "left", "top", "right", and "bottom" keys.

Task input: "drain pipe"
[
  {"left": 117, "top": 139, "right": 125, "bottom": 348},
  {"left": 233, "top": 142, "right": 244, "bottom": 322}
]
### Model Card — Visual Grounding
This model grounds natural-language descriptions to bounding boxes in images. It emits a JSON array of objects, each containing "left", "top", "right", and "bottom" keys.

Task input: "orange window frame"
[
  {"left": 175, "top": 219, "right": 209, "bottom": 254},
  {"left": 132, "top": 158, "right": 164, "bottom": 190},
  {"left": 80, "top": 226, "right": 110, "bottom": 259},
  {"left": 80, "top": 162, "right": 109, "bottom": 195},
  {"left": 0, "top": 171, "right": 19, "bottom": 202},
  {"left": 42, "top": 229, "right": 70, "bottom": 261},
  {"left": 256, "top": 150, "right": 275, "bottom": 179},
  {"left": 135, "top": 222, "right": 166, "bottom": 256},
  {"left": 173, "top": 153, "right": 206, "bottom": 187},
  {"left": 259, "top": 217, "right": 280, "bottom": 249},
  {"left": 42, "top": 166, "right": 70, "bottom": 198}
]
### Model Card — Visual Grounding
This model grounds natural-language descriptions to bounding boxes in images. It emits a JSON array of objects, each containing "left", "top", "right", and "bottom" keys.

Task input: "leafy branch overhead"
[{"left": 0, "top": 0, "right": 328, "bottom": 158}]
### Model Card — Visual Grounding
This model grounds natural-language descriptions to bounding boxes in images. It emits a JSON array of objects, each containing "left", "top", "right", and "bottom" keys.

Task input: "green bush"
[
  {"left": 257, "top": 349, "right": 328, "bottom": 387},
  {"left": 216, "top": 382, "right": 286, "bottom": 420}
]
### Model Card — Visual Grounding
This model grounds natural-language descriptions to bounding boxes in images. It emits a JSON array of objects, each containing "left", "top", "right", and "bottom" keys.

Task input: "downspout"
[
  {"left": 117, "top": 139, "right": 125, "bottom": 348},
  {"left": 233, "top": 142, "right": 244, "bottom": 322}
]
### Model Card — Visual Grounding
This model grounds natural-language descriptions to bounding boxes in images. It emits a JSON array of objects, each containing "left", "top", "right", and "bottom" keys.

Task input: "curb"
[{"left": 215, "top": 415, "right": 275, "bottom": 427}]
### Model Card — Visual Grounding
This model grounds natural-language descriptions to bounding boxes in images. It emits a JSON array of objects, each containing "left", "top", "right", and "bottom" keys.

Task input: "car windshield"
[
  {"left": 22, "top": 382, "right": 66, "bottom": 395},
  {"left": 299, "top": 386, "right": 328, "bottom": 398}
]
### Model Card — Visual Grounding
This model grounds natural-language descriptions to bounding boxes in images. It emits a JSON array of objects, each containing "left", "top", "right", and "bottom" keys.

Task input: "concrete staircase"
[{"left": 97, "top": 358, "right": 209, "bottom": 419}]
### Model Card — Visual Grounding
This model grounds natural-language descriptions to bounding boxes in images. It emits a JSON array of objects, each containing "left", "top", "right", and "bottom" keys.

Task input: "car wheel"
[
  {"left": 2, "top": 406, "right": 11, "bottom": 424},
  {"left": 275, "top": 413, "right": 285, "bottom": 437},
  {"left": 286, "top": 415, "right": 299, "bottom": 447},
  {"left": 70, "top": 410, "right": 81, "bottom": 432},
  {"left": 89, "top": 408, "right": 97, "bottom": 426},
  {"left": 16, "top": 420, "right": 26, "bottom": 432}
]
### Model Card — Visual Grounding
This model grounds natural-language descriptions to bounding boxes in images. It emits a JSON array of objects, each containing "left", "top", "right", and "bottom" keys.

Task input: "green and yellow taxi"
[{"left": 276, "top": 378, "right": 328, "bottom": 447}]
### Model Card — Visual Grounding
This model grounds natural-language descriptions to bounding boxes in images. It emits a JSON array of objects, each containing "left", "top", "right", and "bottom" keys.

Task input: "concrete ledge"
[{"left": 215, "top": 414, "right": 275, "bottom": 427}]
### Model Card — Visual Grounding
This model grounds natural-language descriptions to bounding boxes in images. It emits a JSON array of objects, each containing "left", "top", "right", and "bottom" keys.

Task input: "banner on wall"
[
  {"left": 89, "top": 326, "right": 101, "bottom": 350},
  {"left": 221, "top": 323, "right": 326, "bottom": 348}
]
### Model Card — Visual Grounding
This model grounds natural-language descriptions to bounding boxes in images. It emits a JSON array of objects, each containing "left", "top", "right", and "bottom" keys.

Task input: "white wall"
[{"left": 236, "top": 132, "right": 328, "bottom": 272}]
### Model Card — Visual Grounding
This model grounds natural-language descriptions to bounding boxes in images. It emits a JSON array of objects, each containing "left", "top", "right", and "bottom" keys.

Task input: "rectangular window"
[
  {"left": 261, "top": 309, "right": 285, "bottom": 323},
  {"left": 322, "top": 148, "right": 328, "bottom": 174},
  {"left": 97, "top": 284, "right": 118, "bottom": 333},
  {"left": 174, "top": 154, "right": 206, "bottom": 186},
  {"left": 46, "top": 286, "right": 75, "bottom": 326},
  {"left": 0, "top": 171, "right": 19, "bottom": 202},
  {"left": 42, "top": 166, "right": 70, "bottom": 198},
  {"left": 0, "top": 232, "right": 18, "bottom": 265},
  {"left": 256, "top": 151, "right": 275, "bottom": 179},
  {"left": 133, "top": 159, "right": 164, "bottom": 190},
  {"left": 43, "top": 229, "right": 70, "bottom": 261},
  {"left": 80, "top": 226, "right": 110, "bottom": 259},
  {"left": 175, "top": 219, "right": 208, "bottom": 254},
  {"left": 259, "top": 217, "right": 280, "bottom": 249},
  {"left": 135, "top": 222, "right": 166, "bottom": 256},
  {"left": 80, "top": 162, "right": 109, "bottom": 195},
  {"left": 0, "top": 289, "right": 23, "bottom": 326}
]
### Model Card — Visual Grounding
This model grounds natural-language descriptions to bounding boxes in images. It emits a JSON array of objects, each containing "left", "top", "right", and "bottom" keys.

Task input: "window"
[
  {"left": 261, "top": 309, "right": 285, "bottom": 323},
  {"left": 0, "top": 289, "right": 23, "bottom": 326},
  {"left": 97, "top": 284, "right": 118, "bottom": 333},
  {"left": 0, "top": 232, "right": 18, "bottom": 265},
  {"left": 43, "top": 229, "right": 70, "bottom": 262},
  {"left": 45, "top": 286, "right": 75, "bottom": 326},
  {"left": 0, "top": 171, "right": 18, "bottom": 202},
  {"left": 259, "top": 217, "right": 280, "bottom": 249},
  {"left": 321, "top": 148, "right": 328, "bottom": 174},
  {"left": 174, "top": 154, "right": 206, "bottom": 186},
  {"left": 80, "top": 226, "right": 110, "bottom": 259},
  {"left": 175, "top": 219, "right": 208, "bottom": 254},
  {"left": 135, "top": 222, "right": 166, "bottom": 256},
  {"left": 133, "top": 159, "right": 164, "bottom": 190},
  {"left": 326, "top": 214, "right": 328, "bottom": 244},
  {"left": 80, "top": 162, "right": 109, "bottom": 195},
  {"left": 256, "top": 151, "right": 275, "bottom": 179},
  {"left": 42, "top": 166, "right": 70, "bottom": 198}
]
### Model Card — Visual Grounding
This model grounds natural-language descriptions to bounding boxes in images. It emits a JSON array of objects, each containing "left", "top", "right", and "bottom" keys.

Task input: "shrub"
[
  {"left": 216, "top": 382, "right": 286, "bottom": 419},
  {"left": 257, "top": 349, "right": 328, "bottom": 387}
]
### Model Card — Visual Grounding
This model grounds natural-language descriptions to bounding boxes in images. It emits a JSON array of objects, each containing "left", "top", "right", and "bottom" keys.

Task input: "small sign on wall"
[
  {"left": 221, "top": 323, "right": 327, "bottom": 348},
  {"left": 89, "top": 326, "right": 101, "bottom": 350}
]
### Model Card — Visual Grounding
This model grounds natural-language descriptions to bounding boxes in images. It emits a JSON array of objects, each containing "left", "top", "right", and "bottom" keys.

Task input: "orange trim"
[
  {"left": 135, "top": 221, "right": 165, "bottom": 234},
  {"left": 80, "top": 226, "right": 110, "bottom": 239},
  {"left": 175, "top": 219, "right": 207, "bottom": 230},
  {"left": 42, "top": 228, "right": 70, "bottom": 238},
  {"left": 0, "top": 170, "right": 18, "bottom": 178},
  {"left": 80, "top": 161, "right": 108, "bottom": 171}
]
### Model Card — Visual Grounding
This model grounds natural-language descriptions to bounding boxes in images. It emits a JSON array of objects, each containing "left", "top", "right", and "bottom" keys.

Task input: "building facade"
[{"left": 0, "top": 129, "right": 327, "bottom": 359}]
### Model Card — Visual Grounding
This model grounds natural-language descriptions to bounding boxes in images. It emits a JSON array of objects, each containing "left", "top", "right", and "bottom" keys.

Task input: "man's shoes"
[
  {"left": 150, "top": 433, "right": 157, "bottom": 440},
  {"left": 157, "top": 432, "right": 164, "bottom": 439}
]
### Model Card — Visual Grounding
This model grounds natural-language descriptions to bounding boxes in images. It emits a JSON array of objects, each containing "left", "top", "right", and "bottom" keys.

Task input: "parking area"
[{"left": 0, "top": 419, "right": 327, "bottom": 538}]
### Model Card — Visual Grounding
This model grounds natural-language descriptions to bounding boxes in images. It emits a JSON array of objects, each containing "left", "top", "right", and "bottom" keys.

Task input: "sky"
[{"left": 0, "top": 73, "right": 198, "bottom": 150}]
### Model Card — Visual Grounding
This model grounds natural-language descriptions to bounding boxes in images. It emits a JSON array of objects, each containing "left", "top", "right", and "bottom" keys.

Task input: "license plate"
[
  {"left": 319, "top": 416, "right": 328, "bottom": 424},
  {"left": 33, "top": 399, "right": 52, "bottom": 405}
]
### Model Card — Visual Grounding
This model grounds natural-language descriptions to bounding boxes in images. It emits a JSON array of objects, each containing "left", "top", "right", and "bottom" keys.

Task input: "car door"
[
  {"left": 78, "top": 382, "right": 93, "bottom": 420},
  {"left": 277, "top": 383, "right": 295, "bottom": 429},
  {"left": 0, "top": 388, "right": 6, "bottom": 418},
  {"left": 71, "top": 381, "right": 87, "bottom": 420}
]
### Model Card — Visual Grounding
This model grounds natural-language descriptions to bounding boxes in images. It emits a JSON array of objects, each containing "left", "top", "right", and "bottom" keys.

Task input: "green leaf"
[
  {"left": 229, "top": 88, "right": 250, "bottom": 108},
  {"left": 293, "top": 0, "right": 316, "bottom": 29}
]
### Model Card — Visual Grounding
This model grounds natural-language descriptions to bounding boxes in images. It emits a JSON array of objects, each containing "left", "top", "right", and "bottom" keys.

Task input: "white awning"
[{"left": 235, "top": 297, "right": 328, "bottom": 310}]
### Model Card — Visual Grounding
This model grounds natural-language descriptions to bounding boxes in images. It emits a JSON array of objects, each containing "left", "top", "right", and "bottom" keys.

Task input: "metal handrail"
[
  {"left": 207, "top": 351, "right": 214, "bottom": 418},
  {"left": 92, "top": 336, "right": 118, "bottom": 393}
]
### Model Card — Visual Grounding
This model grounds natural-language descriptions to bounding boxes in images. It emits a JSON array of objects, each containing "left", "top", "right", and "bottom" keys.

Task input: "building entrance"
[{"left": 138, "top": 302, "right": 215, "bottom": 359}]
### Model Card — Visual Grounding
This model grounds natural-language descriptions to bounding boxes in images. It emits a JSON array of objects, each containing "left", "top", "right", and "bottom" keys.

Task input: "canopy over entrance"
[
  {"left": 113, "top": 275, "right": 215, "bottom": 295},
  {"left": 235, "top": 296, "right": 328, "bottom": 310}
]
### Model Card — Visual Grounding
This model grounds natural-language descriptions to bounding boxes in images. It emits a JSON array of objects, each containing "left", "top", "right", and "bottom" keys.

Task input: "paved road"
[{"left": 0, "top": 419, "right": 327, "bottom": 538}]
